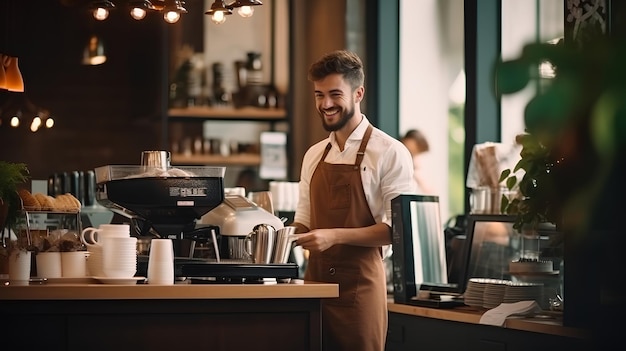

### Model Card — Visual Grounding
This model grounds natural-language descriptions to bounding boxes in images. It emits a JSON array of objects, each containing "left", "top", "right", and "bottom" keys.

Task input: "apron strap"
[{"left": 354, "top": 125, "right": 373, "bottom": 170}]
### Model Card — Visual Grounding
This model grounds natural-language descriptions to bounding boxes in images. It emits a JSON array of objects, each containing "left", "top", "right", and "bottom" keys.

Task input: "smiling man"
[{"left": 291, "top": 50, "right": 417, "bottom": 351}]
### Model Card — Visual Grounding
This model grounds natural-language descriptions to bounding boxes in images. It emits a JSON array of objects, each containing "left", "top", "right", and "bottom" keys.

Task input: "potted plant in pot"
[{"left": 0, "top": 161, "right": 32, "bottom": 278}]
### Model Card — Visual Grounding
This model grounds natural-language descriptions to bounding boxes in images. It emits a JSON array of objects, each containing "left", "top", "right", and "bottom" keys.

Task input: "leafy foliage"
[
  {"left": 499, "top": 134, "right": 562, "bottom": 232},
  {"left": 0, "top": 161, "right": 30, "bottom": 230}
]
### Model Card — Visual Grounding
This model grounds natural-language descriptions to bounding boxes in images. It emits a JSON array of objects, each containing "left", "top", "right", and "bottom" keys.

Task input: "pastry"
[
  {"left": 18, "top": 189, "right": 41, "bottom": 210},
  {"left": 64, "top": 193, "right": 82, "bottom": 211},
  {"left": 54, "top": 194, "right": 71, "bottom": 211},
  {"left": 34, "top": 193, "right": 56, "bottom": 210},
  {"left": 56, "top": 194, "right": 81, "bottom": 212}
]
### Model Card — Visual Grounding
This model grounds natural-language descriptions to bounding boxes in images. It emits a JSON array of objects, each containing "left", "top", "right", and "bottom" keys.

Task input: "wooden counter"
[
  {"left": 387, "top": 302, "right": 594, "bottom": 351},
  {"left": 0, "top": 279, "right": 338, "bottom": 300},
  {"left": 0, "top": 279, "right": 338, "bottom": 351}
]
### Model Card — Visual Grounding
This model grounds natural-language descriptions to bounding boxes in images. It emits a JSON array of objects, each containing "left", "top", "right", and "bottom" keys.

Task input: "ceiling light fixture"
[
  {"left": 161, "top": 0, "right": 187, "bottom": 24},
  {"left": 0, "top": 93, "right": 55, "bottom": 132},
  {"left": 82, "top": 35, "right": 107, "bottom": 66},
  {"left": 81, "top": 1, "right": 261, "bottom": 24},
  {"left": 231, "top": 0, "right": 262, "bottom": 18},
  {"left": 129, "top": 0, "right": 157, "bottom": 20},
  {"left": 205, "top": 0, "right": 262, "bottom": 24},
  {"left": 91, "top": 0, "right": 116, "bottom": 21}
]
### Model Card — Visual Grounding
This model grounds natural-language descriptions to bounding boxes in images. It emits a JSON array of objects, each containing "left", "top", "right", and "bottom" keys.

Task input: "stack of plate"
[
  {"left": 503, "top": 281, "right": 544, "bottom": 305},
  {"left": 482, "top": 279, "right": 510, "bottom": 308},
  {"left": 464, "top": 278, "right": 506, "bottom": 308}
]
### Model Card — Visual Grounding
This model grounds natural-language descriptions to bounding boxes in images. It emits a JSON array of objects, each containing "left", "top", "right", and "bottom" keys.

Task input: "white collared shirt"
[{"left": 294, "top": 115, "right": 417, "bottom": 229}]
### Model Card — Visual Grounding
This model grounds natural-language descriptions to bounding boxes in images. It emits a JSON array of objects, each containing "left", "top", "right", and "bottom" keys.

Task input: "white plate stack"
[
  {"left": 503, "top": 281, "right": 544, "bottom": 305},
  {"left": 482, "top": 279, "right": 510, "bottom": 309}
]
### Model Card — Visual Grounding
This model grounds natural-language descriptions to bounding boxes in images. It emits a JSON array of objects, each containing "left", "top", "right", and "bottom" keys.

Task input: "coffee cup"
[
  {"left": 61, "top": 251, "right": 89, "bottom": 278},
  {"left": 36, "top": 251, "right": 62, "bottom": 278},
  {"left": 101, "top": 236, "right": 137, "bottom": 278},
  {"left": 81, "top": 224, "right": 130, "bottom": 248},
  {"left": 147, "top": 239, "right": 174, "bottom": 285}
]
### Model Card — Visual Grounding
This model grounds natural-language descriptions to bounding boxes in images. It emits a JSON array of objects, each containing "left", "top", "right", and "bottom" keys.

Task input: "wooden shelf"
[
  {"left": 171, "top": 153, "right": 261, "bottom": 166},
  {"left": 168, "top": 106, "right": 286, "bottom": 121}
]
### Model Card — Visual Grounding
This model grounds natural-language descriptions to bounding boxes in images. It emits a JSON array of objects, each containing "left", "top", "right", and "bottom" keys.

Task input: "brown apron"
[{"left": 304, "top": 125, "right": 387, "bottom": 351}]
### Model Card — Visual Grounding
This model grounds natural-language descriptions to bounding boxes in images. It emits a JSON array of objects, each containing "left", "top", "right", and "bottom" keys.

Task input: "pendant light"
[
  {"left": 82, "top": 35, "right": 107, "bottom": 66},
  {"left": 205, "top": 0, "right": 232, "bottom": 25}
]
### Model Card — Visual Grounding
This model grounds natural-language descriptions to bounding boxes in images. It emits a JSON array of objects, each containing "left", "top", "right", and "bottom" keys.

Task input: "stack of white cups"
[
  {"left": 80, "top": 224, "right": 135, "bottom": 277},
  {"left": 102, "top": 236, "right": 137, "bottom": 278},
  {"left": 147, "top": 239, "right": 174, "bottom": 285}
]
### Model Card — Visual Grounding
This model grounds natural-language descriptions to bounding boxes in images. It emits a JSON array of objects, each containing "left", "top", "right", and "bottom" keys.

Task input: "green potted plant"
[
  {"left": 0, "top": 161, "right": 30, "bottom": 233},
  {"left": 0, "top": 161, "right": 31, "bottom": 276},
  {"left": 498, "top": 132, "right": 561, "bottom": 233}
]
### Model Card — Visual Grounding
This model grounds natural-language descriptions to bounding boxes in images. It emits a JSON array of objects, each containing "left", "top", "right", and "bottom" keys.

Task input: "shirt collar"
[{"left": 329, "top": 114, "right": 370, "bottom": 146}]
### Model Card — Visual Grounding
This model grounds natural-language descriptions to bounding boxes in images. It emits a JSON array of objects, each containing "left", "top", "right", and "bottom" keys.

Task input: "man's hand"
[{"left": 295, "top": 229, "right": 338, "bottom": 252}]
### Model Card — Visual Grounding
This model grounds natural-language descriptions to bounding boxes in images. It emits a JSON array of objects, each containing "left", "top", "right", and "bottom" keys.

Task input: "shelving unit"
[
  {"left": 168, "top": 106, "right": 286, "bottom": 167},
  {"left": 171, "top": 153, "right": 261, "bottom": 166},
  {"left": 168, "top": 106, "right": 286, "bottom": 121}
]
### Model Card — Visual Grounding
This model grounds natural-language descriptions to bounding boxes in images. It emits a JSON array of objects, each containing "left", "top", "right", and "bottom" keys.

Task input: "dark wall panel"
[{"left": 0, "top": 0, "right": 165, "bottom": 180}]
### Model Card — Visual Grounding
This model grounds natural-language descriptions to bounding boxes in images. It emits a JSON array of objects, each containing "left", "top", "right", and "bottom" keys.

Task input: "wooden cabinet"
[{"left": 386, "top": 305, "right": 594, "bottom": 351}]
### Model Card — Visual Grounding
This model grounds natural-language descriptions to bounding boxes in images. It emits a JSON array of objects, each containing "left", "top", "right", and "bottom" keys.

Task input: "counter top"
[
  {"left": 388, "top": 302, "right": 590, "bottom": 340},
  {"left": 0, "top": 279, "right": 338, "bottom": 300}
]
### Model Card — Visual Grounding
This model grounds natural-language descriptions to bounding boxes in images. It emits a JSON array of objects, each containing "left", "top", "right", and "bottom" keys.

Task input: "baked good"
[
  {"left": 56, "top": 193, "right": 81, "bottom": 212},
  {"left": 509, "top": 260, "right": 553, "bottom": 273},
  {"left": 54, "top": 194, "right": 71, "bottom": 210},
  {"left": 18, "top": 189, "right": 41, "bottom": 210},
  {"left": 34, "top": 193, "right": 55, "bottom": 210}
]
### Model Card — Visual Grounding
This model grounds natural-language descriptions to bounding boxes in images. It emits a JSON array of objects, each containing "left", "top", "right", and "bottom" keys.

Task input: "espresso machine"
[{"left": 94, "top": 155, "right": 298, "bottom": 282}]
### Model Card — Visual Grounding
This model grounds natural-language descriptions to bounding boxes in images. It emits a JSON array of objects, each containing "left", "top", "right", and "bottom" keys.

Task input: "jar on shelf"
[{"left": 246, "top": 52, "right": 262, "bottom": 85}]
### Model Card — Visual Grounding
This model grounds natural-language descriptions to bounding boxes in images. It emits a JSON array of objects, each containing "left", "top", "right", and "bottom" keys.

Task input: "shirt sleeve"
[{"left": 293, "top": 141, "right": 327, "bottom": 229}]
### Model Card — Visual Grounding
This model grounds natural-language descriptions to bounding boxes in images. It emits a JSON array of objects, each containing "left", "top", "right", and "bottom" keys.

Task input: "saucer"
[{"left": 94, "top": 276, "right": 146, "bottom": 285}]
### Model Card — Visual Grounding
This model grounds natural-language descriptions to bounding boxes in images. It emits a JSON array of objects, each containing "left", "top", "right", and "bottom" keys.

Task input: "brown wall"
[{"left": 0, "top": 0, "right": 165, "bottom": 180}]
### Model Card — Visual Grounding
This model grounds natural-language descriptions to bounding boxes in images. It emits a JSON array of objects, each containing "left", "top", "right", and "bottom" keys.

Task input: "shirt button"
[{"left": 329, "top": 267, "right": 336, "bottom": 275}]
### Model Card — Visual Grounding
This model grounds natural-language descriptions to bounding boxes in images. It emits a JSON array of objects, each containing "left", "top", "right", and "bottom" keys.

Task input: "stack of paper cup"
[
  {"left": 147, "top": 239, "right": 174, "bottom": 285},
  {"left": 102, "top": 236, "right": 137, "bottom": 278}
]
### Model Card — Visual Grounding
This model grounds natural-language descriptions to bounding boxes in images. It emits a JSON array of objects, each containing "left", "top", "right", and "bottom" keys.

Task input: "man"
[{"left": 292, "top": 50, "right": 417, "bottom": 351}]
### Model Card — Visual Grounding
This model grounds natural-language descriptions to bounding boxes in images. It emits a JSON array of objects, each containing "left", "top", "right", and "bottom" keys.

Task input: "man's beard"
[{"left": 320, "top": 105, "right": 355, "bottom": 132}]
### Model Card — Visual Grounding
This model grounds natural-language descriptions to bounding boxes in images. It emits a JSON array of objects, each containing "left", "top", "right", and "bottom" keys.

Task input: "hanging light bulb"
[
  {"left": 10, "top": 110, "right": 21, "bottom": 127},
  {"left": 130, "top": 7, "right": 147, "bottom": 20},
  {"left": 205, "top": 0, "right": 232, "bottom": 24},
  {"left": 45, "top": 117, "right": 55, "bottom": 129},
  {"left": 129, "top": 0, "right": 156, "bottom": 20},
  {"left": 231, "top": 0, "right": 262, "bottom": 18},
  {"left": 91, "top": 1, "right": 115, "bottom": 21},
  {"left": 162, "top": 0, "right": 187, "bottom": 24},
  {"left": 30, "top": 116, "right": 42, "bottom": 132},
  {"left": 237, "top": 6, "right": 254, "bottom": 18},
  {"left": 163, "top": 10, "right": 181, "bottom": 23}
]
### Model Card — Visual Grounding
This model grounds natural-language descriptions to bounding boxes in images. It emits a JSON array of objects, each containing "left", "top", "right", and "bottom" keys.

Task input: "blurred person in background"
[{"left": 401, "top": 129, "right": 435, "bottom": 195}]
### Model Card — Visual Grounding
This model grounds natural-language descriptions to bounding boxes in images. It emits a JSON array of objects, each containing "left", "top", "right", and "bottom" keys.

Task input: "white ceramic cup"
[
  {"left": 8, "top": 250, "right": 31, "bottom": 281},
  {"left": 101, "top": 237, "right": 137, "bottom": 278},
  {"left": 147, "top": 239, "right": 174, "bottom": 285},
  {"left": 61, "top": 251, "right": 89, "bottom": 278},
  {"left": 86, "top": 244, "right": 103, "bottom": 276},
  {"left": 36, "top": 251, "right": 62, "bottom": 278},
  {"left": 80, "top": 224, "right": 130, "bottom": 248}
]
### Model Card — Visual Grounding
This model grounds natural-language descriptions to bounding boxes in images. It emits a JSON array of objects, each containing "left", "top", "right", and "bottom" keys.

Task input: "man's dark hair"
[{"left": 308, "top": 50, "right": 364, "bottom": 90}]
